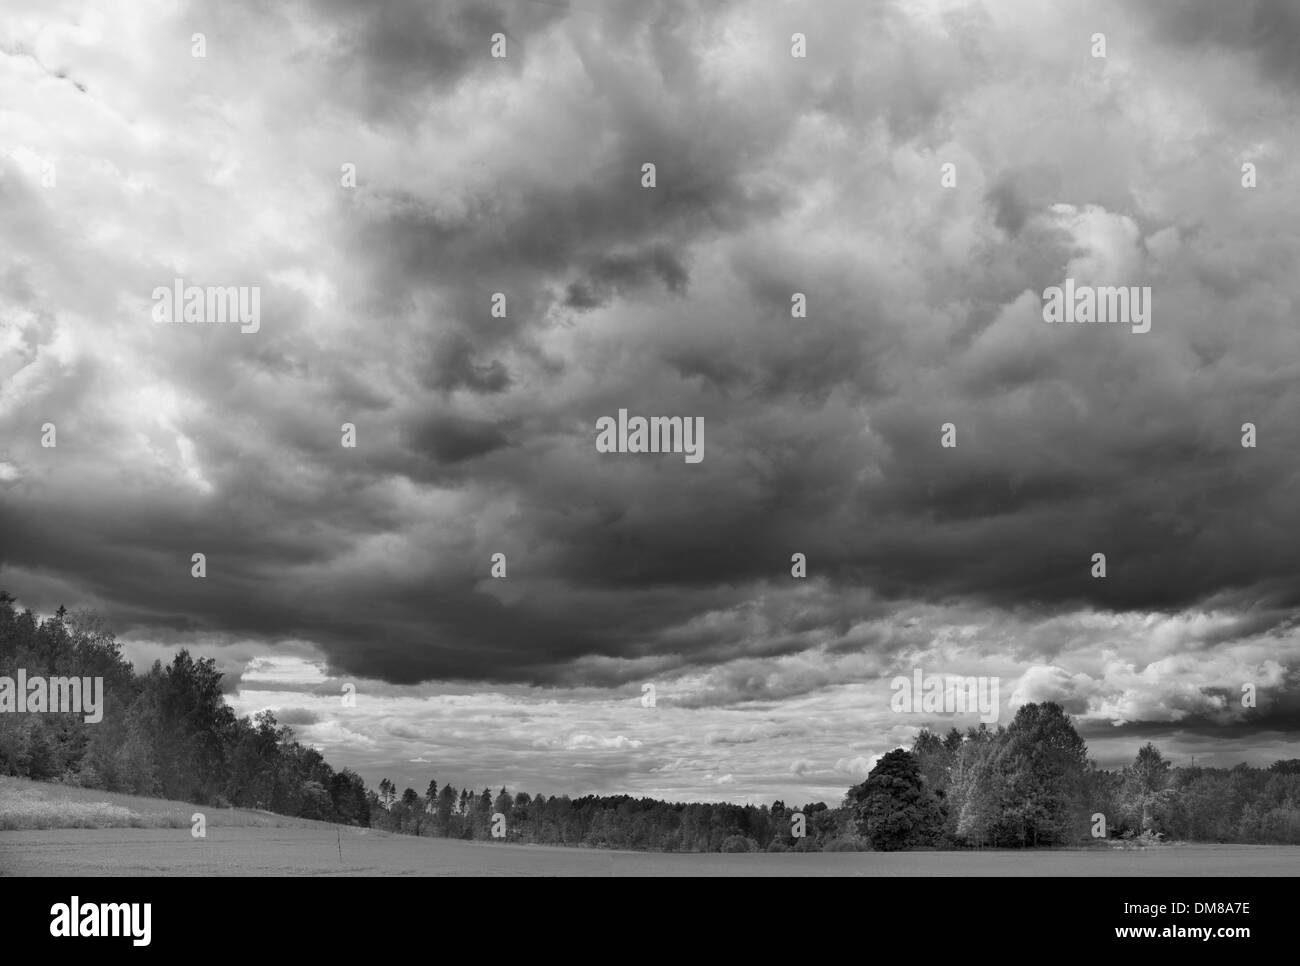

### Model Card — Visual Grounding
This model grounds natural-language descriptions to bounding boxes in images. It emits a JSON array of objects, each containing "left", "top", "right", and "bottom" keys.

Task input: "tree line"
[
  {"left": 367, "top": 780, "right": 841, "bottom": 851},
  {"left": 4, "top": 592, "right": 1298, "bottom": 850},
  {"left": 0, "top": 592, "right": 369, "bottom": 825},
  {"left": 848, "top": 704, "right": 1300, "bottom": 849},
  {"left": 368, "top": 709, "right": 1300, "bottom": 850}
]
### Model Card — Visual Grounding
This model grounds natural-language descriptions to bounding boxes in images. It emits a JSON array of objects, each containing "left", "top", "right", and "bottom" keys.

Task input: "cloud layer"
[{"left": 2, "top": 0, "right": 1297, "bottom": 800}]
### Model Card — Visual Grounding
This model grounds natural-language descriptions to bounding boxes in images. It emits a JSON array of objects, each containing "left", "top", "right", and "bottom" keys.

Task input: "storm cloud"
[{"left": 1, "top": 0, "right": 1297, "bottom": 800}]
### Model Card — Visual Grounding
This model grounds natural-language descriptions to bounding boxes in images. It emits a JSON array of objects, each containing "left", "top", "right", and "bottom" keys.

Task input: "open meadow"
[{"left": 3, "top": 778, "right": 1296, "bottom": 877}]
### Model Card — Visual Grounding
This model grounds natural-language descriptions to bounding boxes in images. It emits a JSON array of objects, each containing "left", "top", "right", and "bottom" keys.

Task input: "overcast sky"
[{"left": 2, "top": 0, "right": 1298, "bottom": 805}]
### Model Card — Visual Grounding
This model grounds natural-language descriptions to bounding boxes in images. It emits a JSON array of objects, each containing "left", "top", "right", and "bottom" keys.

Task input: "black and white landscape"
[{"left": 2, "top": 0, "right": 1299, "bottom": 886}]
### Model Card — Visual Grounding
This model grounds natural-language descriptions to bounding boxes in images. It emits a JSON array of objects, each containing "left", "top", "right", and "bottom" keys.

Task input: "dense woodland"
[
  {"left": 0, "top": 592, "right": 369, "bottom": 824},
  {"left": 3, "top": 592, "right": 1299, "bottom": 850}
]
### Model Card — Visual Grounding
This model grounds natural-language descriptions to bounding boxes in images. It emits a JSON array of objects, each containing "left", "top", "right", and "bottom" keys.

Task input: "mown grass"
[{"left": 0, "top": 775, "right": 335, "bottom": 831}]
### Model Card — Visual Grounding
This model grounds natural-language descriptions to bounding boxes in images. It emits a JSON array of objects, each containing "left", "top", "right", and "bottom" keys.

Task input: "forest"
[{"left": 3, "top": 591, "right": 1298, "bottom": 851}]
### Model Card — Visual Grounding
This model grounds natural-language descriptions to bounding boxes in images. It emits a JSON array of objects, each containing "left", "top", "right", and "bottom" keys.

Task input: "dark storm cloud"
[
  {"left": 984, "top": 165, "right": 1062, "bottom": 236},
  {"left": 2, "top": 0, "right": 1298, "bottom": 767},
  {"left": 417, "top": 334, "right": 513, "bottom": 395},
  {"left": 1140, "top": 0, "right": 1300, "bottom": 90},
  {"left": 276, "top": 708, "right": 321, "bottom": 727},
  {"left": 348, "top": 144, "right": 779, "bottom": 306},
  {"left": 404, "top": 413, "right": 512, "bottom": 464},
  {"left": 197, "top": 0, "right": 567, "bottom": 122},
  {"left": 564, "top": 244, "right": 690, "bottom": 309},
  {"left": 1079, "top": 680, "right": 1300, "bottom": 743}
]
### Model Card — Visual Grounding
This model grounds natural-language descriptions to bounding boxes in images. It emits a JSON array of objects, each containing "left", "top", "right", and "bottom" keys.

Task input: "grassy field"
[
  {"left": 0, "top": 775, "right": 335, "bottom": 831},
  {"left": 3, "top": 777, "right": 1299, "bottom": 876}
]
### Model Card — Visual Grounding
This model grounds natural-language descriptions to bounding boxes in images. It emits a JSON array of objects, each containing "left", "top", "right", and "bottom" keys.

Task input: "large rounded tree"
[{"left": 848, "top": 749, "right": 945, "bottom": 851}]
